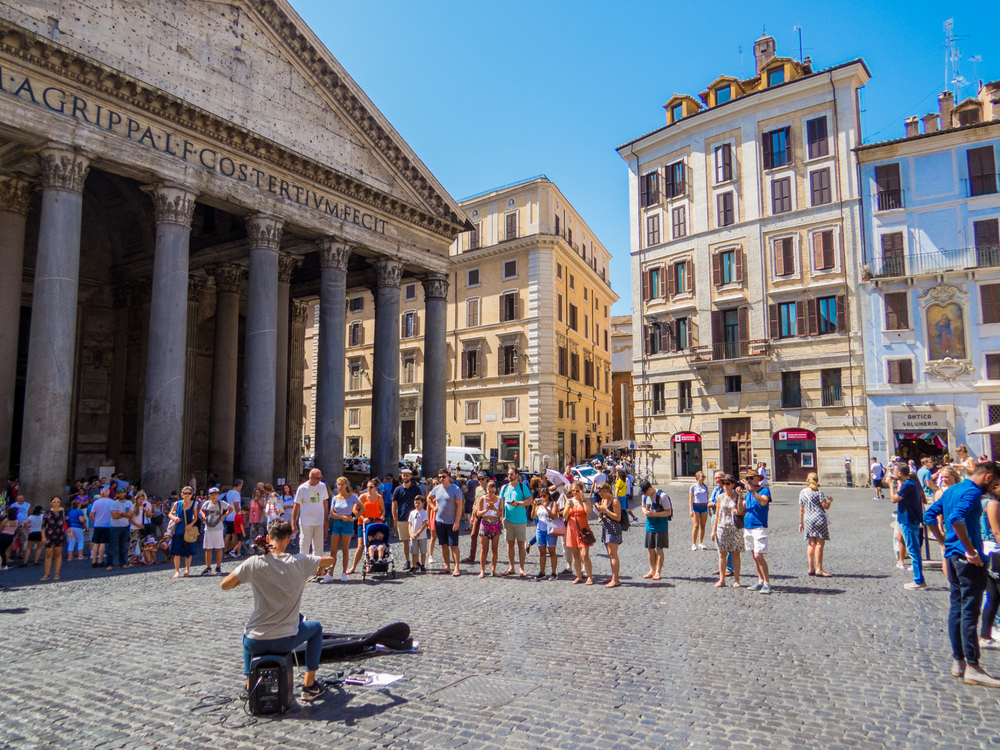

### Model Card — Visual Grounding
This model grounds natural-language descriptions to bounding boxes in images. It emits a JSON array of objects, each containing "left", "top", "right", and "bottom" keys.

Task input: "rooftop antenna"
[
  {"left": 793, "top": 25, "right": 803, "bottom": 63},
  {"left": 739, "top": 45, "right": 744, "bottom": 79},
  {"left": 943, "top": 19, "right": 969, "bottom": 100},
  {"left": 969, "top": 54, "right": 983, "bottom": 93}
]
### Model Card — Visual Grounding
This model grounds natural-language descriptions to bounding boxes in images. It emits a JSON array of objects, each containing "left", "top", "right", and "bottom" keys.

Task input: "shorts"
[
  {"left": 409, "top": 538, "right": 428, "bottom": 555},
  {"left": 330, "top": 519, "right": 354, "bottom": 537},
  {"left": 692, "top": 504, "right": 708, "bottom": 514},
  {"left": 92, "top": 527, "right": 110, "bottom": 544},
  {"left": 223, "top": 521, "right": 235, "bottom": 535},
  {"left": 645, "top": 530, "right": 669, "bottom": 549},
  {"left": 28, "top": 531, "right": 41, "bottom": 542},
  {"left": 744, "top": 527, "right": 768, "bottom": 554},
  {"left": 503, "top": 519, "right": 527, "bottom": 543},
  {"left": 535, "top": 526, "right": 557, "bottom": 548},
  {"left": 203, "top": 526, "right": 225, "bottom": 550},
  {"left": 435, "top": 520, "right": 459, "bottom": 547}
]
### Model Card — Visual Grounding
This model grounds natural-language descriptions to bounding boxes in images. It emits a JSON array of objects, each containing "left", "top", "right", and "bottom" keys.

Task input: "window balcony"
[
  {"left": 869, "top": 245, "right": 1000, "bottom": 279},
  {"left": 876, "top": 189, "right": 904, "bottom": 211},
  {"left": 687, "top": 339, "right": 770, "bottom": 363},
  {"left": 966, "top": 174, "right": 999, "bottom": 198}
]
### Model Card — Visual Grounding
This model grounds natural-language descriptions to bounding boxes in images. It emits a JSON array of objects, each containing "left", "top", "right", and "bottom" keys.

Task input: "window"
[
  {"left": 584, "top": 315, "right": 589, "bottom": 339},
  {"left": 404, "top": 283, "right": 416, "bottom": 301},
  {"left": 348, "top": 321, "right": 363, "bottom": 347},
  {"left": 767, "top": 68, "right": 785, "bottom": 86},
  {"left": 771, "top": 177, "right": 792, "bottom": 214},
  {"left": 349, "top": 296, "right": 364, "bottom": 312},
  {"left": 887, "top": 359, "right": 914, "bottom": 385},
  {"left": 644, "top": 323, "right": 662, "bottom": 355},
  {"left": 672, "top": 205, "right": 687, "bottom": 238},
  {"left": 713, "top": 248, "right": 741, "bottom": 286},
  {"left": 781, "top": 371, "right": 801, "bottom": 408},
  {"left": 717, "top": 191, "right": 735, "bottom": 226},
  {"left": 806, "top": 116, "right": 829, "bottom": 159},
  {"left": 558, "top": 345, "right": 568, "bottom": 376},
  {"left": 604, "top": 329, "right": 608, "bottom": 350},
  {"left": 715, "top": 143, "right": 733, "bottom": 183},
  {"left": 821, "top": 368, "right": 842, "bottom": 406},
  {"left": 813, "top": 230, "right": 836, "bottom": 271},
  {"left": 777, "top": 301, "right": 800, "bottom": 338},
  {"left": 987, "top": 354, "right": 1000, "bottom": 380},
  {"left": 505, "top": 212, "right": 517, "bottom": 240},
  {"left": 569, "top": 404, "right": 576, "bottom": 421},
  {"left": 569, "top": 274, "right": 575, "bottom": 290},
  {"left": 556, "top": 262, "right": 563, "bottom": 279},
  {"left": 884, "top": 291, "right": 909, "bottom": 330},
  {"left": 500, "top": 291, "right": 519, "bottom": 322},
  {"left": 763, "top": 127, "right": 791, "bottom": 169},
  {"left": 640, "top": 171, "right": 660, "bottom": 207},
  {"left": 816, "top": 296, "right": 842, "bottom": 334},
  {"left": 975, "top": 219, "right": 1000, "bottom": 268},
  {"left": 810, "top": 169, "right": 832, "bottom": 206},
  {"left": 499, "top": 345, "right": 518, "bottom": 376},
  {"left": 774, "top": 237, "right": 795, "bottom": 277},
  {"left": 673, "top": 317, "right": 690, "bottom": 350},
  {"left": 968, "top": 146, "right": 997, "bottom": 197},
  {"left": 880, "top": 232, "right": 905, "bottom": 277},
  {"left": 646, "top": 214, "right": 661, "bottom": 246},
  {"left": 569, "top": 304, "right": 578, "bottom": 331},
  {"left": 462, "top": 348, "right": 481, "bottom": 379},
  {"left": 652, "top": 383, "right": 666, "bottom": 414},
  {"left": 875, "top": 164, "right": 902, "bottom": 210},
  {"left": 670, "top": 103, "right": 683, "bottom": 122},
  {"left": 348, "top": 408, "right": 361, "bottom": 428},
  {"left": 678, "top": 381, "right": 692, "bottom": 413},
  {"left": 584, "top": 358, "right": 594, "bottom": 387},
  {"left": 585, "top": 407, "right": 590, "bottom": 423},
  {"left": 503, "top": 259, "right": 517, "bottom": 279},
  {"left": 349, "top": 362, "right": 362, "bottom": 390},
  {"left": 725, "top": 374, "right": 742, "bottom": 393},
  {"left": 643, "top": 266, "right": 663, "bottom": 299},
  {"left": 555, "top": 215, "right": 560, "bottom": 235},
  {"left": 982, "top": 284, "right": 1000, "bottom": 325},
  {"left": 469, "top": 222, "right": 481, "bottom": 250},
  {"left": 466, "top": 298, "right": 480, "bottom": 327},
  {"left": 669, "top": 260, "right": 692, "bottom": 296},
  {"left": 716, "top": 85, "right": 731, "bottom": 104},
  {"left": 402, "top": 356, "right": 415, "bottom": 385},
  {"left": 401, "top": 311, "right": 417, "bottom": 338},
  {"left": 557, "top": 293, "right": 563, "bottom": 322},
  {"left": 465, "top": 400, "right": 480, "bottom": 422},
  {"left": 467, "top": 268, "right": 480, "bottom": 287},
  {"left": 570, "top": 352, "right": 580, "bottom": 381},
  {"left": 665, "top": 161, "right": 686, "bottom": 199},
  {"left": 558, "top": 401, "right": 564, "bottom": 419},
  {"left": 568, "top": 228, "right": 573, "bottom": 245}
]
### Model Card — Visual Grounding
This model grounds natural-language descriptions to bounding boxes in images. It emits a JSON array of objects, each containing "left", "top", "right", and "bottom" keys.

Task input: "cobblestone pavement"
[{"left": 2, "top": 484, "right": 999, "bottom": 749}]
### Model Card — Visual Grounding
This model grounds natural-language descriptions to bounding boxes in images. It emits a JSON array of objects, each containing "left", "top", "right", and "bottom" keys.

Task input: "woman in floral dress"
[
  {"left": 710, "top": 475, "right": 743, "bottom": 588},
  {"left": 798, "top": 472, "right": 833, "bottom": 576}
]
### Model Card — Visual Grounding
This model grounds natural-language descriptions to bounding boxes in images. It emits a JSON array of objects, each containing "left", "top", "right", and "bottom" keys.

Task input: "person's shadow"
[{"left": 293, "top": 683, "right": 407, "bottom": 725}]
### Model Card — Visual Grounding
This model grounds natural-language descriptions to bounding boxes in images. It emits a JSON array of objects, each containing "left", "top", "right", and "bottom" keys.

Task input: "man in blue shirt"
[
  {"left": 871, "top": 458, "right": 886, "bottom": 500},
  {"left": 917, "top": 457, "right": 935, "bottom": 502},
  {"left": 890, "top": 463, "right": 926, "bottom": 589},
  {"left": 939, "top": 461, "right": 1000, "bottom": 687},
  {"left": 742, "top": 470, "right": 772, "bottom": 594}
]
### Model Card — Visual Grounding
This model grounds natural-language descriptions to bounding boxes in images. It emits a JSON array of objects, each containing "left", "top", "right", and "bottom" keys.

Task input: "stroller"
[{"left": 361, "top": 521, "right": 395, "bottom": 580}]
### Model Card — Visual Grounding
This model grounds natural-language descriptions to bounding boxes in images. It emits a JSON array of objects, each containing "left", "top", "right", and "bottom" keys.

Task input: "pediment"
[{"left": 0, "top": 0, "right": 467, "bottom": 232}]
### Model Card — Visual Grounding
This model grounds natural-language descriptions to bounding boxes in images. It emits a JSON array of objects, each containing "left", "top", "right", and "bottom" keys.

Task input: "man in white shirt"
[{"left": 292, "top": 468, "right": 329, "bottom": 556}]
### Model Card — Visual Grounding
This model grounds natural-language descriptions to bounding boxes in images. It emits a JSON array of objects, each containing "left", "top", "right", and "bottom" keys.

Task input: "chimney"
[
  {"left": 754, "top": 35, "right": 776, "bottom": 75},
  {"left": 938, "top": 91, "right": 954, "bottom": 129},
  {"left": 904, "top": 116, "right": 919, "bottom": 137},
  {"left": 921, "top": 113, "right": 939, "bottom": 134}
]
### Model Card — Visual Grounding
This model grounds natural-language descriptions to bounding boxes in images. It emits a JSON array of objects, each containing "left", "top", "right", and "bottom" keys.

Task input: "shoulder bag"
[
  {"left": 619, "top": 500, "right": 630, "bottom": 532},
  {"left": 182, "top": 503, "right": 200, "bottom": 543},
  {"left": 578, "top": 526, "right": 597, "bottom": 546}
]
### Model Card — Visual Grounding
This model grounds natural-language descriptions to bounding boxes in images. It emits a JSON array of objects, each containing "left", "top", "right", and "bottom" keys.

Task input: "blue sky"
[{"left": 292, "top": 1, "right": 999, "bottom": 315}]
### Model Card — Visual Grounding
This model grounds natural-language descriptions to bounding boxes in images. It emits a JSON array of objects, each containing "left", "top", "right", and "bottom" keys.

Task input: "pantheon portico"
[{"left": 0, "top": 0, "right": 468, "bottom": 503}]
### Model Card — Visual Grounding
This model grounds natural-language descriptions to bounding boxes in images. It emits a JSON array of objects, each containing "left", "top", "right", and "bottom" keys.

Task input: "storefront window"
[
  {"left": 772, "top": 429, "right": 816, "bottom": 483},
  {"left": 672, "top": 433, "right": 703, "bottom": 477}
]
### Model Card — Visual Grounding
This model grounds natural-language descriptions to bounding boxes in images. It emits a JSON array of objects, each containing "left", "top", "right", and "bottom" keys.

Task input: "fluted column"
[
  {"left": 208, "top": 266, "right": 243, "bottom": 485},
  {"left": 273, "top": 253, "right": 297, "bottom": 480},
  {"left": 20, "top": 144, "right": 91, "bottom": 504},
  {"left": 286, "top": 299, "right": 309, "bottom": 483},
  {"left": 139, "top": 181, "right": 198, "bottom": 498},
  {"left": 0, "top": 176, "right": 35, "bottom": 478},
  {"left": 422, "top": 274, "right": 449, "bottom": 477},
  {"left": 242, "top": 212, "right": 283, "bottom": 488},
  {"left": 315, "top": 239, "right": 351, "bottom": 479},
  {"left": 371, "top": 257, "right": 403, "bottom": 480}
]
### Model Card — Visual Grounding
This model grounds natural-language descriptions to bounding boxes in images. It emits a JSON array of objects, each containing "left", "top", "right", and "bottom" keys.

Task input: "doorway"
[
  {"left": 400, "top": 420, "right": 415, "bottom": 455},
  {"left": 721, "top": 418, "right": 751, "bottom": 477}
]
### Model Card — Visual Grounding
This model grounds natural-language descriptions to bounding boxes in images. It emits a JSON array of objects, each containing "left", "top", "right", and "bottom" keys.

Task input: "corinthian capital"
[
  {"left": 278, "top": 253, "right": 300, "bottom": 283},
  {"left": 316, "top": 238, "right": 353, "bottom": 270},
  {"left": 142, "top": 181, "right": 199, "bottom": 226},
  {"left": 291, "top": 298, "right": 310, "bottom": 323},
  {"left": 0, "top": 175, "right": 36, "bottom": 215},
  {"left": 209, "top": 265, "right": 245, "bottom": 294},
  {"left": 375, "top": 257, "right": 404, "bottom": 288},
  {"left": 245, "top": 212, "right": 284, "bottom": 250},
  {"left": 188, "top": 274, "right": 207, "bottom": 303},
  {"left": 35, "top": 143, "right": 93, "bottom": 194},
  {"left": 422, "top": 273, "right": 449, "bottom": 301}
]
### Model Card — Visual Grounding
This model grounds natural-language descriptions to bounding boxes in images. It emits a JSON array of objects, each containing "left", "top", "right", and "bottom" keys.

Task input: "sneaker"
[
  {"left": 215, "top": 566, "right": 223, "bottom": 575},
  {"left": 535, "top": 572, "right": 546, "bottom": 579},
  {"left": 760, "top": 584, "right": 772, "bottom": 594},
  {"left": 904, "top": 582, "right": 928, "bottom": 590},
  {"left": 964, "top": 665, "right": 1000, "bottom": 688},
  {"left": 428, "top": 556, "right": 434, "bottom": 564},
  {"left": 341, "top": 573, "right": 347, "bottom": 582},
  {"left": 953, "top": 659, "right": 967, "bottom": 678},
  {"left": 301, "top": 682, "right": 326, "bottom": 701},
  {"left": 419, "top": 564, "right": 427, "bottom": 573},
  {"left": 749, "top": 581, "right": 763, "bottom": 591},
  {"left": 691, "top": 544, "right": 698, "bottom": 551},
  {"left": 403, "top": 561, "right": 411, "bottom": 571},
  {"left": 200, "top": 566, "right": 212, "bottom": 576},
  {"left": 549, "top": 574, "right": 558, "bottom": 581},
  {"left": 319, "top": 574, "right": 337, "bottom": 584},
  {"left": 698, "top": 544, "right": 707, "bottom": 550}
]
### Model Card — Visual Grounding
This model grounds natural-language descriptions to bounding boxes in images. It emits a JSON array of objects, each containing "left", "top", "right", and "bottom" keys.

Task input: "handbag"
[
  {"left": 182, "top": 503, "right": 199, "bottom": 543},
  {"left": 578, "top": 526, "right": 597, "bottom": 546},
  {"left": 549, "top": 516, "right": 566, "bottom": 536}
]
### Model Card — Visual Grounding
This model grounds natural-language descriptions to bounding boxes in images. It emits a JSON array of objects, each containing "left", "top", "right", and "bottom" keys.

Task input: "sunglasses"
[{"left": 722, "top": 481, "right": 734, "bottom": 486}]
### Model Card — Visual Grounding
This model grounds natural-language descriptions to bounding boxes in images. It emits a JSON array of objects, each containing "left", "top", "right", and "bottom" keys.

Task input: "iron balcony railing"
[
  {"left": 871, "top": 245, "right": 1000, "bottom": 278},
  {"left": 687, "top": 339, "right": 771, "bottom": 363},
  {"left": 966, "top": 174, "right": 999, "bottom": 198},
  {"left": 876, "top": 188, "right": 904, "bottom": 211}
]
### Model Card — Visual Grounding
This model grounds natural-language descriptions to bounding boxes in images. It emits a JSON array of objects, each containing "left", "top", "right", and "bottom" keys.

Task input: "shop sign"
[
  {"left": 774, "top": 430, "right": 816, "bottom": 441},
  {"left": 671, "top": 432, "right": 702, "bottom": 443},
  {"left": 891, "top": 411, "right": 949, "bottom": 431}
]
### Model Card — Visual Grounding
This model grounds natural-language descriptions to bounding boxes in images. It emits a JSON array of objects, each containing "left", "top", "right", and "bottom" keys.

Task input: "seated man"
[
  {"left": 367, "top": 528, "right": 388, "bottom": 562},
  {"left": 221, "top": 519, "right": 336, "bottom": 700}
]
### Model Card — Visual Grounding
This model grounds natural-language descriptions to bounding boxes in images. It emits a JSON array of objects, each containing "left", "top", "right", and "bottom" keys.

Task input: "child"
[
  {"left": 407, "top": 496, "right": 429, "bottom": 573},
  {"left": 231, "top": 502, "right": 247, "bottom": 557},
  {"left": 366, "top": 527, "right": 388, "bottom": 562},
  {"left": 141, "top": 535, "right": 157, "bottom": 565}
]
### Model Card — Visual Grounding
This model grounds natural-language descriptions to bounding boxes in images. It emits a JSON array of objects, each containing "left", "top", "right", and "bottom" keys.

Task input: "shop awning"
[
  {"left": 672, "top": 432, "right": 702, "bottom": 443},
  {"left": 773, "top": 429, "right": 816, "bottom": 441},
  {"left": 895, "top": 431, "right": 947, "bottom": 449}
]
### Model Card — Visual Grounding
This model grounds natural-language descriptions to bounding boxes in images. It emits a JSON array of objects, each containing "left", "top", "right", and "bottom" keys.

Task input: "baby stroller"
[{"left": 361, "top": 521, "right": 394, "bottom": 581}]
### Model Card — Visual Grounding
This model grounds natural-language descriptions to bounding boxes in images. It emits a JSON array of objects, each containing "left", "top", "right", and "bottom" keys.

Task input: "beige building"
[
  {"left": 617, "top": 36, "right": 870, "bottom": 485},
  {"left": 302, "top": 176, "right": 617, "bottom": 471}
]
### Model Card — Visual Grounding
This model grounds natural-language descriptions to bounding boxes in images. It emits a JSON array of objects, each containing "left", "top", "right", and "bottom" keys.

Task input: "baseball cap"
[
  {"left": 401, "top": 467, "right": 413, "bottom": 476},
  {"left": 208, "top": 487, "right": 220, "bottom": 494}
]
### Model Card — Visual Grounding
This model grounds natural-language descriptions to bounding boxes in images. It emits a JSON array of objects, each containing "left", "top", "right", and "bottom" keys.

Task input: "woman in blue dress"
[{"left": 168, "top": 486, "right": 200, "bottom": 577}]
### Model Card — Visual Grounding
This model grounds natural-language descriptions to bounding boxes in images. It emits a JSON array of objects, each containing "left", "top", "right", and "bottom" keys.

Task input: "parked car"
[{"left": 570, "top": 465, "right": 599, "bottom": 491}]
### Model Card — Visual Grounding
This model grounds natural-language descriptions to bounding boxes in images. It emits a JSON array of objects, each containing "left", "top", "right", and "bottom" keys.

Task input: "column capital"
[
  {"left": 316, "top": 238, "right": 353, "bottom": 270},
  {"left": 142, "top": 181, "right": 199, "bottom": 226},
  {"left": 34, "top": 143, "right": 93, "bottom": 194},
  {"left": 188, "top": 274, "right": 208, "bottom": 303},
  {"left": 422, "top": 273, "right": 450, "bottom": 301},
  {"left": 291, "top": 298, "right": 310, "bottom": 323},
  {"left": 208, "top": 264, "right": 245, "bottom": 294},
  {"left": 278, "top": 253, "right": 300, "bottom": 283},
  {"left": 375, "top": 256, "right": 404, "bottom": 288},
  {"left": 245, "top": 212, "right": 284, "bottom": 250},
  {"left": 0, "top": 174, "right": 37, "bottom": 215}
]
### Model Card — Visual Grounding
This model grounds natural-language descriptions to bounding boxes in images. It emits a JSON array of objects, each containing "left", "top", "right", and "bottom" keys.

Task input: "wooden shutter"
[
  {"left": 735, "top": 246, "right": 744, "bottom": 283},
  {"left": 807, "top": 299, "right": 818, "bottom": 335},
  {"left": 643, "top": 325, "right": 651, "bottom": 355},
  {"left": 836, "top": 295, "right": 848, "bottom": 332},
  {"left": 640, "top": 174, "right": 649, "bottom": 207},
  {"left": 795, "top": 301, "right": 806, "bottom": 337},
  {"left": 774, "top": 242, "right": 785, "bottom": 276},
  {"left": 663, "top": 321, "right": 676, "bottom": 352},
  {"left": 887, "top": 359, "right": 900, "bottom": 384},
  {"left": 711, "top": 310, "right": 723, "bottom": 346},
  {"left": 722, "top": 143, "right": 732, "bottom": 181},
  {"left": 822, "top": 231, "right": 835, "bottom": 269},
  {"left": 686, "top": 260, "right": 694, "bottom": 293},
  {"left": 769, "top": 304, "right": 779, "bottom": 339},
  {"left": 513, "top": 294, "right": 520, "bottom": 320},
  {"left": 660, "top": 265, "right": 668, "bottom": 298},
  {"left": 813, "top": 232, "right": 825, "bottom": 270},
  {"left": 400, "top": 314, "right": 406, "bottom": 339},
  {"left": 712, "top": 254, "right": 722, "bottom": 286},
  {"left": 668, "top": 264, "right": 677, "bottom": 296},
  {"left": 783, "top": 127, "right": 792, "bottom": 165},
  {"left": 738, "top": 306, "right": 749, "bottom": 355},
  {"left": 988, "top": 354, "right": 1000, "bottom": 380},
  {"left": 506, "top": 212, "right": 517, "bottom": 240},
  {"left": 461, "top": 350, "right": 469, "bottom": 379},
  {"left": 498, "top": 347, "right": 504, "bottom": 377},
  {"left": 876, "top": 164, "right": 901, "bottom": 193},
  {"left": 664, "top": 165, "right": 675, "bottom": 199},
  {"left": 762, "top": 131, "right": 773, "bottom": 170},
  {"left": 642, "top": 270, "right": 650, "bottom": 301},
  {"left": 885, "top": 292, "right": 908, "bottom": 330},
  {"left": 983, "top": 285, "right": 999, "bottom": 325},
  {"left": 899, "top": 359, "right": 913, "bottom": 384}
]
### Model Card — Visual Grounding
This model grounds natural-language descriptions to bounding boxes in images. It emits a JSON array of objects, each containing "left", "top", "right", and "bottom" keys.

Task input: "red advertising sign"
[
  {"left": 672, "top": 432, "right": 702, "bottom": 443},
  {"left": 773, "top": 430, "right": 816, "bottom": 441}
]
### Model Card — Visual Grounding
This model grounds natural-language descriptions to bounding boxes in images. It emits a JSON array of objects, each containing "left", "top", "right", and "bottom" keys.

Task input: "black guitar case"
[{"left": 292, "top": 622, "right": 412, "bottom": 663}]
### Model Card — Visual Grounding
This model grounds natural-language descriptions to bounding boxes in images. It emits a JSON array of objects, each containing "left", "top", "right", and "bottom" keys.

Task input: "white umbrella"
[
  {"left": 970, "top": 424, "right": 1000, "bottom": 435},
  {"left": 546, "top": 469, "right": 569, "bottom": 488}
]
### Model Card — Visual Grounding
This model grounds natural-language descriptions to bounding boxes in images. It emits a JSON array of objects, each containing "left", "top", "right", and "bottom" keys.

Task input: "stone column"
[
  {"left": 315, "top": 239, "right": 351, "bottom": 479},
  {"left": 241, "top": 213, "right": 283, "bottom": 488},
  {"left": 20, "top": 144, "right": 91, "bottom": 504},
  {"left": 273, "top": 253, "right": 297, "bottom": 480},
  {"left": 286, "top": 299, "right": 309, "bottom": 483},
  {"left": 139, "top": 182, "right": 198, "bottom": 498},
  {"left": 182, "top": 275, "right": 206, "bottom": 481},
  {"left": 422, "top": 274, "right": 449, "bottom": 476},
  {"left": 371, "top": 257, "right": 403, "bottom": 480},
  {"left": 0, "top": 176, "right": 35, "bottom": 478},
  {"left": 208, "top": 266, "right": 243, "bottom": 486}
]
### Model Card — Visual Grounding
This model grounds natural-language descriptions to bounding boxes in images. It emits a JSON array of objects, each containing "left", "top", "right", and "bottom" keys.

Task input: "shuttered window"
[
  {"left": 469, "top": 222, "right": 481, "bottom": 250},
  {"left": 975, "top": 219, "right": 1000, "bottom": 268},
  {"left": 505, "top": 212, "right": 518, "bottom": 240},
  {"left": 640, "top": 171, "right": 660, "bottom": 207},
  {"left": 982, "top": 284, "right": 1000, "bottom": 325},
  {"left": 462, "top": 348, "right": 481, "bottom": 379},
  {"left": 772, "top": 177, "right": 792, "bottom": 214},
  {"left": 884, "top": 292, "right": 909, "bottom": 331},
  {"left": 715, "top": 143, "right": 733, "bottom": 183},
  {"left": 466, "top": 298, "right": 480, "bottom": 327},
  {"left": 887, "top": 359, "right": 914, "bottom": 385},
  {"left": 810, "top": 168, "right": 831, "bottom": 206},
  {"left": 672, "top": 205, "right": 687, "bottom": 238},
  {"left": 558, "top": 346, "right": 568, "bottom": 376},
  {"left": 664, "top": 161, "right": 686, "bottom": 199},
  {"left": 814, "top": 230, "right": 836, "bottom": 270},
  {"left": 875, "top": 164, "right": 902, "bottom": 210},
  {"left": 717, "top": 191, "right": 735, "bottom": 227},
  {"left": 763, "top": 127, "right": 791, "bottom": 169},
  {"left": 807, "top": 117, "right": 829, "bottom": 159},
  {"left": 774, "top": 238, "right": 794, "bottom": 276},
  {"left": 646, "top": 214, "right": 660, "bottom": 247},
  {"left": 968, "top": 146, "right": 997, "bottom": 197},
  {"left": 500, "top": 292, "right": 520, "bottom": 322},
  {"left": 987, "top": 354, "right": 1000, "bottom": 381}
]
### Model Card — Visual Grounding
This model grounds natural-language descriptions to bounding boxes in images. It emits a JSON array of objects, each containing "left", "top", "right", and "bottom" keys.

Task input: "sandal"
[
  {"left": 54, "top": 576, "right": 60, "bottom": 580},
  {"left": 604, "top": 581, "right": 620, "bottom": 588},
  {"left": 732, "top": 581, "right": 741, "bottom": 588},
  {"left": 585, "top": 578, "right": 594, "bottom": 585},
  {"left": 173, "top": 572, "right": 181, "bottom": 578},
  {"left": 808, "top": 571, "right": 816, "bottom": 576},
  {"left": 40, "top": 576, "right": 49, "bottom": 581},
  {"left": 572, "top": 577, "right": 583, "bottom": 584},
  {"left": 817, "top": 571, "right": 832, "bottom": 577},
  {"left": 714, "top": 580, "right": 725, "bottom": 588},
  {"left": 642, "top": 572, "right": 654, "bottom": 579}
]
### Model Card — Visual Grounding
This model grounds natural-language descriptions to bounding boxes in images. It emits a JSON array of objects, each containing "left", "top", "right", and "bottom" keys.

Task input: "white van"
[{"left": 446, "top": 446, "right": 489, "bottom": 478}]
